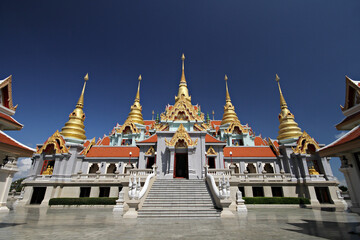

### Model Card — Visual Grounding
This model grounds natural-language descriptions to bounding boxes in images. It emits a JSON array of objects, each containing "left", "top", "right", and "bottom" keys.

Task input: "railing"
[
  {"left": 309, "top": 174, "right": 326, "bottom": 181},
  {"left": 207, "top": 169, "right": 231, "bottom": 176},
  {"left": 206, "top": 168, "right": 292, "bottom": 182},
  {"left": 71, "top": 173, "right": 127, "bottom": 182},
  {"left": 32, "top": 175, "right": 53, "bottom": 181},
  {"left": 129, "top": 169, "right": 154, "bottom": 176}
]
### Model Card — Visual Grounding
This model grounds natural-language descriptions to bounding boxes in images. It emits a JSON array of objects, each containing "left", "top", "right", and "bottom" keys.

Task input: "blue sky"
[{"left": 1, "top": 0, "right": 360, "bottom": 183}]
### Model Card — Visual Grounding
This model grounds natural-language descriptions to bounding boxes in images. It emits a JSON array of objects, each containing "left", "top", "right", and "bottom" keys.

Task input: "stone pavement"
[{"left": 0, "top": 207, "right": 360, "bottom": 240}]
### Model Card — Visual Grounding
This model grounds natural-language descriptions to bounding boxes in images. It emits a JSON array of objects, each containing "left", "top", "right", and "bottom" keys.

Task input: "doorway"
[
  {"left": 174, "top": 153, "right": 188, "bottom": 178},
  {"left": 30, "top": 187, "right": 46, "bottom": 204},
  {"left": 315, "top": 187, "right": 332, "bottom": 204},
  {"left": 147, "top": 157, "right": 155, "bottom": 169},
  {"left": 208, "top": 157, "right": 216, "bottom": 169}
]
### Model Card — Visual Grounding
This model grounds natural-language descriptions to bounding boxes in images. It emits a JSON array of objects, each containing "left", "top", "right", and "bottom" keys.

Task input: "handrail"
[
  {"left": 139, "top": 172, "right": 155, "bottom": 199},
  {"left": 207, "top": 173, "right": 220, "bottom": 199}
]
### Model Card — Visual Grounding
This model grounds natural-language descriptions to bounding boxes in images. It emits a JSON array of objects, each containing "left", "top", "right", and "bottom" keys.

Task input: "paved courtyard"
[{"left": 0, "top": 206, "right": 360, "bottom": 240}]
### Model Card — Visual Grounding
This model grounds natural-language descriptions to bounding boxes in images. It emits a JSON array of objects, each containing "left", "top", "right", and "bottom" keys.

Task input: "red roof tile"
[
  {"left": 97, "top": 136, "right": 110, "bottom": 146},
  {"left": 0, "top": 112, "right": 23, "bottom": 130},
  {"left": 0, "top": 130, "right": 34, "bottom": 155},
  {"left": 322, "top": 126, "right": 360, "bottom": 150},
  {"left": 254, "top": 136, "right": 268, "bottom": 146},
  {"left": 86, "top": 146, "right": 139, "bottom": 157},
  {"left": 137, "top": 134, "right": 158, "bottom": 143},
  {"left": 205, "top": 134, "right": 225, "bottom": 143},
  {"left": 336, "top": 111, "right": 360, "bottom": 130},
  {"left": 224, "top": 146, "right": 276, "bottom": 157}
]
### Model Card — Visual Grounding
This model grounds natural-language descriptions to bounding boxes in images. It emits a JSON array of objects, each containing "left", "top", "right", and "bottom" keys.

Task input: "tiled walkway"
[{"left": 0, "top": 207, "right": 360, "bottom": 239}]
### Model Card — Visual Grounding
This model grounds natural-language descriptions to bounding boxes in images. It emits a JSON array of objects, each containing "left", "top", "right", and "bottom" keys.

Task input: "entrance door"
[
  {"left": 30, "top": 187, "right": 46, "bottom": 204},
  {"left": 174, "top": 153, "right": 188, "bottom": 178},
  {"left": 208, "top": 157, "right": 216, "bottom": 168},
  {"left": 146, "top": 157, "right": 155, "bottom": 169}
]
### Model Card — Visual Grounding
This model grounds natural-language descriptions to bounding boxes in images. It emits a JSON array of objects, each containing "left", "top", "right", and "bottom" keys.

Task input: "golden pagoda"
[
  {"left": 275, "top": 74, "right": 302, "bottom": 141},
  {"left": 60, "top": 73, "right": 88, "bottom": 141},
  {"left": 125, "top": 75, "right": 145, "bottom": 125},
  {"left": 221, "top": 75, "right": 240, "bottom": 125},
  {"left": 175, "top": 54, "right": 191, "bottom": 103}
]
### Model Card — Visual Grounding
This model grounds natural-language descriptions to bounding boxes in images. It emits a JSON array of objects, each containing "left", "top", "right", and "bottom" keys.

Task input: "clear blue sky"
[{"left": 1, "top": 0, "right": 360, "bottom": 183}]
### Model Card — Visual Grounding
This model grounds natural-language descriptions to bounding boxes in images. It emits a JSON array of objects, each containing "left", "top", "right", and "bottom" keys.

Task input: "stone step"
[
  {"left": 142, "top": 203, "right": 214, "bottom": 207},
  {"left": 138, "top": 213, "right": 220, "bottom": 218}
]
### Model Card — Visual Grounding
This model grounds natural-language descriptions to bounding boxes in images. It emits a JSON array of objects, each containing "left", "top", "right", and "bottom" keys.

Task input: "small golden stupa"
[
  {"left": 221, "top": 75, "right": 240, "bottom": 125},
  {"left": 276, "top": 74, "right": 302, "bottom": 141},
  {"left": 125, "top": 75, "right": 145, "bottom": 125},
  {"left": 60, "top": 73, "right": 89, "bottom": 141},
  {"left": 175, "top": 54, "right": 191, "bottom": 103}
]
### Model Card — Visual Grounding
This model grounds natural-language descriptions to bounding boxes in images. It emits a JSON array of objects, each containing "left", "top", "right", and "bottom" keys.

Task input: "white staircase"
[{"left": 138, "top": 179, "right": 220, "bottom": 218}]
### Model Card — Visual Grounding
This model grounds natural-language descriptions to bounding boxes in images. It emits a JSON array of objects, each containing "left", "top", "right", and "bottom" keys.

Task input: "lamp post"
[{"left": 230, "top": 151, "right": 233, "bottom": 165}]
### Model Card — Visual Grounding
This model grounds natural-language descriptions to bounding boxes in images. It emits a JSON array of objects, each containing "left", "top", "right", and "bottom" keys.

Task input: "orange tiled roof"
[
  {"left": 0, "top": 112, "right": 23, "bottom": 130},
  {"left": 224, "top": 146, "right": 276, "bottom": 157},
  {"left": 86, "top": 146, "right": 139, "bottom": 157},
  {"left": 137, "top": 134, "right": 158, "bottom": 143},
  {"left": 254, "top": 136, "right": 268, "bottom": 146},
  {"left": 0, "top": 130, "right": 35, "bottom": 155},
  {"left": 205, "top": 134, "right": 225, "bottom": 143},
  {"left": 96, "top": 135, "right": 110, "bottom": 145},
  {"left": 320, "top": 126, "right": 360, "bottom": 152}
]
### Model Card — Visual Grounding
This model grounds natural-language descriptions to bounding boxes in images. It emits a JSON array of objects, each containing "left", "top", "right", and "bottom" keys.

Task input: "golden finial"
[
  {"left": 212, "top": 110, "right": 215, "bottom": 120},
  {"left": 225, "top": 74, "right": 231, "bottom": 102},
  {"left": 275, "top": 74, "right": 287, "bottom": 109},
  {"left": 175, "top": 53, "right": 191, "bottom": 103},
  {"left": 135, "top": 74, "right": 141, "bottom": 102},
  {"left": 275, "top": 74, "right": 302, "bottom": 142},
  {"left": 61, "top": 73, "right": 89, "bottom": 141},
  {"left": 221, "top": 75, "right": 240, "bottom": 125},
  {"left": 126, "top": 75, "right": 144, "bottom": 125}
]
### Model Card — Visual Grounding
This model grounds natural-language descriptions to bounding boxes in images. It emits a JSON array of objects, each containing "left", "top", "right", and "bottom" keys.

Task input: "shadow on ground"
[{"left": 285, "top": 219, "right": 360, "bottom": 240}]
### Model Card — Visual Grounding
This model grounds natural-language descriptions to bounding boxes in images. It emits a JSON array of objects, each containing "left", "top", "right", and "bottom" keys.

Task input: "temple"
[
  {"left": 20, "top": 56, "right": 345, "bottom": 216},
  {"left": 0, "top": 76, "right": 35, "bottom": 212}
]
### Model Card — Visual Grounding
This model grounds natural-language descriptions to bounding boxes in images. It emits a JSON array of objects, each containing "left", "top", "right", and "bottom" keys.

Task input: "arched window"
[
  {"left": 264, "top": 163, "right": 274, "bottom": 173},
  {"left": 43, "top": 144, "right": 55, "bottom": 155},
  {"left": 246, "top": 163, "right": 257, "bottom": 173},
  {"left": 89, "top": 163, "right": 99, "bottom": 174},
  {"left": 107, "top": 163, "right": 117, "bottom": 174}
]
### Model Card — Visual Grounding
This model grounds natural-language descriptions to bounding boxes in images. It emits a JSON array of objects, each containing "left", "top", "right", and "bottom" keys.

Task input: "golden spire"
[
  {"left": 60, "top": 73, "right": 88, "bottom": 141},
  {"left": 276, "top": 74, "right": 302, "bottom": 141},
  {"left": 221, "top": 75, "right": 240, "bottom": 125},
  {"left": 175, "top": 53, "right": 191, "bottom": 103},
  {"left": 126, "top": 74, "right": 145, "bottom": 125}
]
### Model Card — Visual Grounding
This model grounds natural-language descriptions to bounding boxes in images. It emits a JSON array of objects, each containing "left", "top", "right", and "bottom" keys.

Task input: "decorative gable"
[
  {"left": 145, "top": 146, "right": 155, "bottom": 155},
  {"left": 0, "top": 75, "right": 17, "bottom": 112},
  {"left": 117, "top": 118, "right": 140, "bottom": 134},
  {"left": 341, "top": 76, "right": 360, "bottom": 112},
  {"left": 206, "top": 146, "right": 217, "bottom": 156},
  {"left": 161, "top": 100, "right": 204, "bottom": 122},
  {"left": 292, "top": 131, "right": 320, "bottom": 154},
  {"left": 37, "top": 130, "right": 69, "bottom": 154},
  {"left": 165, "top": 124, "right": 198, "bottom": 147}
]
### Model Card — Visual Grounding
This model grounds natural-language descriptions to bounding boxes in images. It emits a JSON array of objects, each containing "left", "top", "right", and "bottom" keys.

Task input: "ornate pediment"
[
  {"left": 160, "top": 100, "right": 204, "bottom": 122},
  {"left": 267, "top": 138, "right": 280, "bottom": 156},
  {"left": 117, "top": 118, "right": 141, "bottom": 134},
  {"left": 145, "top": 146, "right": 155, "bottom": 155},
  {"left": 37, "top": 130, "right": 69, "bottom": 154},
  {"left": 165, "top": 124, "right": 198, "bottom": 147},
  {"left": 81, "top": 137, "right": 96, "bottom": 155},
  {"left": 292, "top": 131, "right": 320, "bottom": 154},
  {"left": 224, "top": 120, "right": 248, "bottom": 134},
  {"left": 206, "top": 146, "right": 217, "bottom": 156}
]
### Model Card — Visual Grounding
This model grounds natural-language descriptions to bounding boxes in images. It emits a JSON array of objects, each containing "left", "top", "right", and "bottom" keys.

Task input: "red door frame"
[{"left": 173, "top": 152, "right": 188, "bottom": 179}]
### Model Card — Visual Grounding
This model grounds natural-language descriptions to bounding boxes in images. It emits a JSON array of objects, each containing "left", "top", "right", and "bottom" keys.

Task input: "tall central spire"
[
  {"left": 221, "top": 75, "right": 240, "bottom": 125},
  {"left": 126, "top": 75, "right": 144, "bottom": 125},
  {"left": 275, "top": 74, "right": 302, "bottom": 142},
  {"left": 175, "top": 53, "right": 191, "bottom": 103},
  {"left": 60, "top": 73, "right": 89, "bottom": 142}
]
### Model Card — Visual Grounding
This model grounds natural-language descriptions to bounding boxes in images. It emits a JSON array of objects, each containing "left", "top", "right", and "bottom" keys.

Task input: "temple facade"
[
  {"left": 0, "top": 76, "right": 34, "bottom": 212},
  {"left": 20, "top": 55, "right": 345, "bottom": 212}
]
